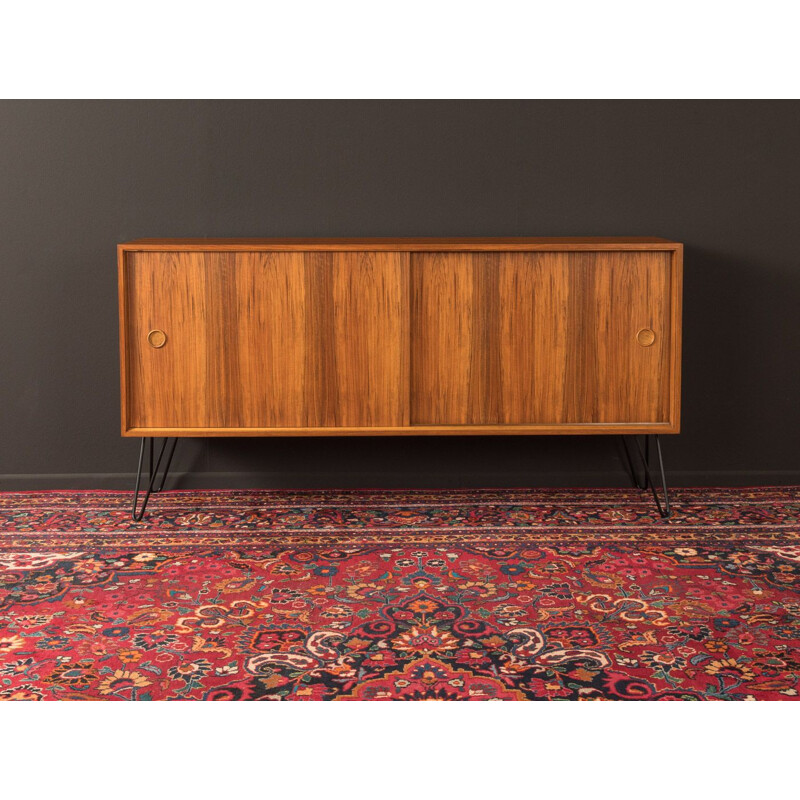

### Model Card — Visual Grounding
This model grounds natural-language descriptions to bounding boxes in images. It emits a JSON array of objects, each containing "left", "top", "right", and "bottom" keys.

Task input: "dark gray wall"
[{"left": 1, "top": 100, "right": 798, "bottom": 488}]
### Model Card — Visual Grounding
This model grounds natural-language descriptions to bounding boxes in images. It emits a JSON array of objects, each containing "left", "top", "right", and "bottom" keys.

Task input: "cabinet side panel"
[
  {"left": 670, "top": 247, "right": 683, "bottom": 431},
  {"left": 119, "top": 246, "right": 129, "bottom": 433}
]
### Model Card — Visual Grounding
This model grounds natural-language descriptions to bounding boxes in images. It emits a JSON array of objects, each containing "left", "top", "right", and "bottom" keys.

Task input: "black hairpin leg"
[
  {"left": 132, "top": 437, "right": 178, "bottom": 521},
  {"left": 621, "top": 434, "right": 671, "bottom": 518},
  {"left": 621, "top": 436, "right": 644, "bottom": 490}
]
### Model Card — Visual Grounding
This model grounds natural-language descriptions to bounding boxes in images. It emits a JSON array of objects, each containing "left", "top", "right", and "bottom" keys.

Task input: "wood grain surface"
[
  {"left": 122, "top": 251, "right": 408, "bottom": 430},
  {"left": 411, "top": 250, "right": 673, "bottom": 425},
  {"left": 119, "top": 242, "right": 681, "bottom": 436}
]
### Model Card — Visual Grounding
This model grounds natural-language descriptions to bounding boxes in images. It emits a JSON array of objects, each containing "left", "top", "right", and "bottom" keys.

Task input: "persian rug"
[{"left": 0, "top": 487, "right": 798, "bottom": 701}]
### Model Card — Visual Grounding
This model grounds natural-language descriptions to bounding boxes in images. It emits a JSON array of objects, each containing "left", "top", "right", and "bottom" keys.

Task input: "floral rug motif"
[{"left": 0, "top": 488, "right": 798, "bottom": 700}]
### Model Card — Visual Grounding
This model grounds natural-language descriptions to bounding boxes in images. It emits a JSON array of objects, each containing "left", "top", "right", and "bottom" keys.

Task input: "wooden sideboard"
[
  {"left": 119, "top": 237, "right": 682, "bottom": 436},
  {"left": 118, "top": 237, "right": 682, "bottom": 518}
]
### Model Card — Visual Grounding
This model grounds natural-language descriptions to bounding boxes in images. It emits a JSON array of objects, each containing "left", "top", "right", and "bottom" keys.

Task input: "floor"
[{"left": 0, "top": 487, "right": 798, "bottom": 700}]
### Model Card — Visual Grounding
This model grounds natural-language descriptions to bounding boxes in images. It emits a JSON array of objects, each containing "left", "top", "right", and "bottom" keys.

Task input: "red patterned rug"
[{"left": 1, "top": 487, "right": 798, "bottom": 700}]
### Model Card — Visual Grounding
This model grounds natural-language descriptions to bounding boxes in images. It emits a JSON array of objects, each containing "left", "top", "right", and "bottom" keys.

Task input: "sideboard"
[{"left": 118, "top": 238, "right": 682, "bottom": 518}]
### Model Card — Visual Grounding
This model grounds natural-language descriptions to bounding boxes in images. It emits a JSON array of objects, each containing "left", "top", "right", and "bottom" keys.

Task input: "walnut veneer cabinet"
[{"left": 118, "top": 238, "right": 683, "bottom": 518}]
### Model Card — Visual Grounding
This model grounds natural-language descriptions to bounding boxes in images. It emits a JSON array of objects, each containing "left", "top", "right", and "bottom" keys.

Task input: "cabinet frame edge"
[
  {"left": 118, "top": 242, "right": 683, "bottom": 437},
  {"left": 118, "top": 244, "right": 130, "bottom": 437}
]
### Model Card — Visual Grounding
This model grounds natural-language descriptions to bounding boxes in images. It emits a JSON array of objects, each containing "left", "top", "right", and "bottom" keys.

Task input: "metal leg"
[
  {"left": 624, "top": 434, "right": 672, "bottom": 519},
  {"left": 132, "top": 437, "right": 178, "bottom": 521},
  {"left": 153, "top": 437, "right": 178, "bottom": 493},
  {"left": 621, "top": 436, "right": 645, "bottom": 490}
]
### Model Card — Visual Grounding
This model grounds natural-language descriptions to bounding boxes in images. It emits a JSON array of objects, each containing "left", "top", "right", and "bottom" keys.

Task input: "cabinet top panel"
[{"left": 119, "top": 237, "right": 682, "bottom": 252}]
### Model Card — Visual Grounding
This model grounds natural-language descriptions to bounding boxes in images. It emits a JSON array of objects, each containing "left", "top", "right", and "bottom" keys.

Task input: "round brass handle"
[
  {"left": 636, "top": 328, "right": 656, "bottom": 347},
  {"left": 147, "top": 329, "right": 167, "bottom": 349}
]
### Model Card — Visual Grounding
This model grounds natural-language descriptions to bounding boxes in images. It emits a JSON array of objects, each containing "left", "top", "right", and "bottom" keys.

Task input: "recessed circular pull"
[
  {"left": 636, "top": 328, "right": 656, "bottom": 347},
  {"left": 147, "top": 329, "right": 167, "bottom": 349}
]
